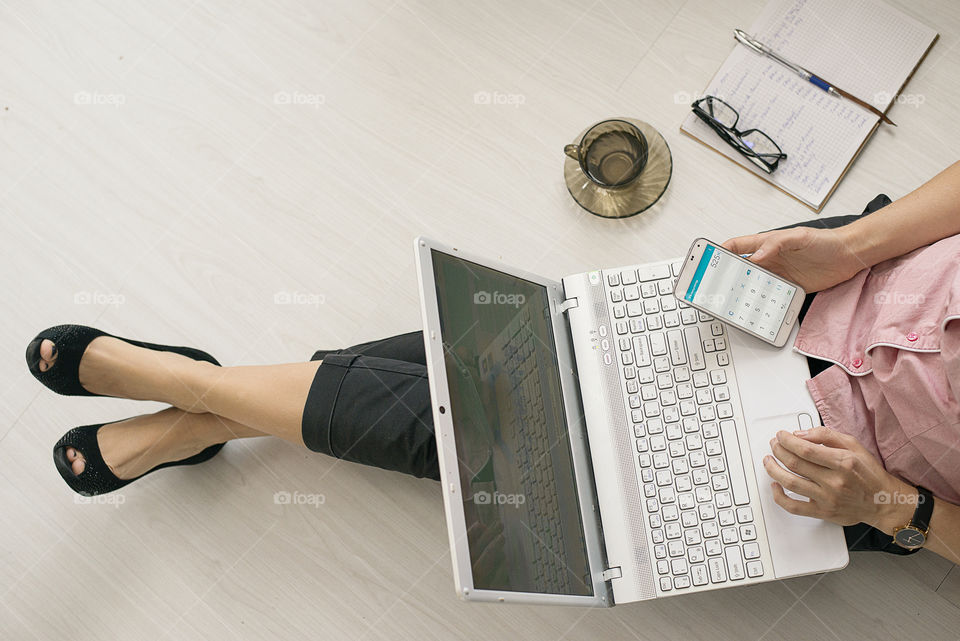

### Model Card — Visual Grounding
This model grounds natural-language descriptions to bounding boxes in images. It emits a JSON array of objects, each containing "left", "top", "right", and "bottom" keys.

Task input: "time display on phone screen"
[{"left": 683, "top": 244, "right": 796, "bottom": 340}]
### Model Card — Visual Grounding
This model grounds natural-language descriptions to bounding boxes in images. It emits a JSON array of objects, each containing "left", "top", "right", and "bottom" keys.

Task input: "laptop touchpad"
[{"left": 749, "top": 413, "right": 848, "bottom": 579}]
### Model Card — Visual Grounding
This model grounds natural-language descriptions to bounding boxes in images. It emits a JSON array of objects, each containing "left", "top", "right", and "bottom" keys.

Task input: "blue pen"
[
  {"left": 734, "top": 30, "right": 838, "bottom": 96},
  {"left": 733, "top": 29, "right": 895, "bottom": 126}
]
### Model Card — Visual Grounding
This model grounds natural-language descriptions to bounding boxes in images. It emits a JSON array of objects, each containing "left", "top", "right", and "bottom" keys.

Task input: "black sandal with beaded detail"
[
  {"left": 54, "top": 422, "right": 225, "bottom": 496},
  {"left": 25, "top": 324, "right": 220, "bottom": 397}
]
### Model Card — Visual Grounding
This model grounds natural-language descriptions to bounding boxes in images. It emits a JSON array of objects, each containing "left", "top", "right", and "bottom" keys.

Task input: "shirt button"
[
  {"left": 906, "top": 332, "right": 919, "bottom": 342},
  {"left": 852, "top": 358, "right": 863, "bottom": 368}
]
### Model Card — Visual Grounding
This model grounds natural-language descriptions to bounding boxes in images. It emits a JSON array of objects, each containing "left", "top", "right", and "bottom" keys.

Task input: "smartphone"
[{"left": 673, "top": 238, "right": 805, "bottom": 347}]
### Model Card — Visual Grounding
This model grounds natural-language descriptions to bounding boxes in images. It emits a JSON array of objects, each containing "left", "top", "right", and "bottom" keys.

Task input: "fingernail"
[
  {"left": 794, "top": 429, "right": 808, "bottom": 436},
  {"left": 769, "top": 438, "right": 776, "bottom": 448}
]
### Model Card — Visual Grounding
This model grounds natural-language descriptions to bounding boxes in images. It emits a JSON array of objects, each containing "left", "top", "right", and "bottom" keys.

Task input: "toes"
[
  {"left": 66, "top": 447, "right": 86, "bottom": 475},
  {"left": 37, "top": 339, "right": 58, "bottom": 372}
]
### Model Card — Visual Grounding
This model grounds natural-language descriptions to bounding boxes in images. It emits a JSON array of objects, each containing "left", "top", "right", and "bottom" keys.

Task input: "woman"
[{"left": 26, "top": 161, "right": 960, "bottom": 565}]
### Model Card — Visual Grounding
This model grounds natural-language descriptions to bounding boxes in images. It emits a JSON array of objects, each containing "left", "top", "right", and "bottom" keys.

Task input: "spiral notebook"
[{"left": 680, "top": 0, "right": 938, "bottom": 212}]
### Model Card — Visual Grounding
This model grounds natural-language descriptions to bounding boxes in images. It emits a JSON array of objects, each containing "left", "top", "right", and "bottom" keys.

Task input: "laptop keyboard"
[
  {"left": 603, "top": 260, "right": 766, "bottom": 593},
  {"left": 504, "top": 313, "right": 573, "bottom": 594}
]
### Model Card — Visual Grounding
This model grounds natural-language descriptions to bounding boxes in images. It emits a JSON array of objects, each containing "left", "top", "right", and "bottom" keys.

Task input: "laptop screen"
[{"left": 430, "top": 249, "right": 593, "bottom": 596}]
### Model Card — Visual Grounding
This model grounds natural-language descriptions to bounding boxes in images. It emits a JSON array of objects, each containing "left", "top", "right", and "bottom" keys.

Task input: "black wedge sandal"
[
  {"left": 26, "top": 324, "right": 219, "bottom": 397},
  {"left": 54, "top": 422, "right": 225, "bottom": 496}
]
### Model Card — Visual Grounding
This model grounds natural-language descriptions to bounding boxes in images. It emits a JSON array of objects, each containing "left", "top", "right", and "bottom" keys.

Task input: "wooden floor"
[{"left": 3, "top": 0, "right": 960, "bottom": 639}]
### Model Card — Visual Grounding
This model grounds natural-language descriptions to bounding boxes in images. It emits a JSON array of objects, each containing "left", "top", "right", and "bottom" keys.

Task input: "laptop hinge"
[
  {"left": 557, "top": 297, "right": 579, "bottom": 313},
  {"left": 601, "top": 567, "right": 622, "bottom": 581}
]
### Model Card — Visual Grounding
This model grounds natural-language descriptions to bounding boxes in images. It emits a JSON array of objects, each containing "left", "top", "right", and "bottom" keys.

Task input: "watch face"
[{"left": 894, "top": 527, "right": 926, "bottom": 548}]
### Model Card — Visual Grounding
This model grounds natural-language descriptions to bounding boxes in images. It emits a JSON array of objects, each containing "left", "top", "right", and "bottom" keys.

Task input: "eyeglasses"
[{"left": 691, "top": 96, "right": 786, "bottom": 174}]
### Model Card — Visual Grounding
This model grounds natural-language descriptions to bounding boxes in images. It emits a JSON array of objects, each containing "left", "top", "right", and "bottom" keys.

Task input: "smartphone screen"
[{"left": 681, "top": 243, "right": 799, "bottom": 341}]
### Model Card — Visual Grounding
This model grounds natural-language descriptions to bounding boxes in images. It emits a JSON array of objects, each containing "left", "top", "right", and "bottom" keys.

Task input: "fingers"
[
  {"left": 769, "top": 436, "right": 829, "bottom": 480},
  {"left": 794, "top": 425, "right": 859, "bottom": 450},
  {"left": 770, "top": 482, "right": 818, "bottom": 517},
  {"left": 775, "top": 429, "right": 850, "bottom": 470},
  {"left": 721, "top": 233, "right": 767, "bottom": 256},
  {"left": 763, "top": 454, "right": 822, "bottom": 500}
]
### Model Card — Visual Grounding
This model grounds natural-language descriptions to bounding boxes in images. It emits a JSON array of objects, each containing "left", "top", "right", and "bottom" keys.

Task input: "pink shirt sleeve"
[{"left": 941, "top": 317, "right": 960, "bottom": 406}]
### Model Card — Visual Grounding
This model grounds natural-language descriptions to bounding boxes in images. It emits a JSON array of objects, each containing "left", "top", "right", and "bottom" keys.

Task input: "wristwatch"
[{"left": 892, "top": 486, "right": 934, "bottom": 549}]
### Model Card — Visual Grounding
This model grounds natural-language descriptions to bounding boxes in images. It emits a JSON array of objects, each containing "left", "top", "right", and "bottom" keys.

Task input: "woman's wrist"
[
  {"left": 835, "top": 218, "right": 883, "bottom": 275},
  {"left": 870, "top": 478, "right": 918, "bottom": 536}
]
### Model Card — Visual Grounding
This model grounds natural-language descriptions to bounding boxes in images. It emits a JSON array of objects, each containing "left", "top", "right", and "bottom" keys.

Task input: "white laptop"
[{"left": 414, "top": 237, "right": 848, "bottom": 606}]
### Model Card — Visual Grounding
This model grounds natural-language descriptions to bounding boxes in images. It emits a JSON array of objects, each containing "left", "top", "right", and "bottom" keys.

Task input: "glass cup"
[{"left": 564, "top": 119, "right": 649, "bottom": 189}]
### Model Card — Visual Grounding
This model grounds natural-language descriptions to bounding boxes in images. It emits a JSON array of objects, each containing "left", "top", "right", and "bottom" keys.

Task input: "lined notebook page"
[{"left": 681, "top": 0, "right": 937, "bottom": 210}]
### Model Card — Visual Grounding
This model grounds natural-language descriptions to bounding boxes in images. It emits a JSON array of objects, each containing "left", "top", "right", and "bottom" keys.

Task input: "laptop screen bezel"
[{"left": 414, "top": 236, "right": 610, "bottom": 607}]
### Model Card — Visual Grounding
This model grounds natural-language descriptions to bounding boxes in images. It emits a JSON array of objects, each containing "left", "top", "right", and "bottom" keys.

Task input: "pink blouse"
[{"left": 793, "top": 234, "right": 960, "bottom": 504}]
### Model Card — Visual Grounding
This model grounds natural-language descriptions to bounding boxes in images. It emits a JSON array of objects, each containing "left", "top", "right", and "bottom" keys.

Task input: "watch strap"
[{"left": 912, "top": 486, "right": 934, "bottom": 532}]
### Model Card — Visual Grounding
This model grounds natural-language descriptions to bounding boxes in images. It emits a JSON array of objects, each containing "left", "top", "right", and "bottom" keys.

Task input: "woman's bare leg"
[
  {"left": 179, "top": 361, "right": 322, "bottom": 446},
  {"left": 34, "top": 335, "right": 321, "bottom": 446},
  {"left": 65, "top": 408, "right": 265, "bottom": 478},
  {"left": 32, "top": 335, "right": 324, "bottom": 481}
]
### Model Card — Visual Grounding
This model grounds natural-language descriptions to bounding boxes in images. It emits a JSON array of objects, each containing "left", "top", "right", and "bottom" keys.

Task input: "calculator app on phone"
[{"left": 682, "top": 244, "right": 797, "bottom": 340}]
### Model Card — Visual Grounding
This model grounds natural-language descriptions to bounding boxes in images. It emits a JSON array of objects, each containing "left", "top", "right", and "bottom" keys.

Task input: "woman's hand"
[
  {"left": 763, "top": 426, "right": 916, "bottom": 534},
  {"left": 722, "top": 226, "right": 867, "bottom": 293}
]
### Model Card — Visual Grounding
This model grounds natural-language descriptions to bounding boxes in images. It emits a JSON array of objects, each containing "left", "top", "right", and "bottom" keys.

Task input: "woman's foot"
[
  {"left": 64, "top": 409, "right": 225, "bottom": 480},
  {"left": 32, "top": 335, "right": 218, "bottom": 412}
]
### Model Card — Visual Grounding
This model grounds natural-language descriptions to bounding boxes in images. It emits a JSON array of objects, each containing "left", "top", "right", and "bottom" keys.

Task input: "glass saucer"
[{"left": 563, "top": 118, "right": 672, "bottom": 218}]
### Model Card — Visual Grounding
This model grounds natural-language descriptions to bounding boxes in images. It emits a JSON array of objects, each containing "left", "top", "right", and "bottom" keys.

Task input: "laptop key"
[
  {"left": 638, "top": 264, "right": 671, "bottom": 281},
  {"left": 649, "top": 332, "right": 668, "bottom": 356},
  {"left": 683, "top": 326, "right": 706, "bottom": 370},
  {"left": 691, "top": 564, "right": 709, "bottom": 586},
  {"left": 708, "top": 557, "right": 727, "bottom": 583},
  {"left": 725, "top": 546, "right": 745, "bottom": 580},
  {"left": 667, "top": 329, "right": 686, "bottom": 365},
  {"left": 719, "top": 420, "right": 751, "bottom": 505},
  {"left": 687, "top": 543, "right": 704, "bottom": 561},
  {"left": 633, "top": 336, "right": 652, "bottom": 366}
]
